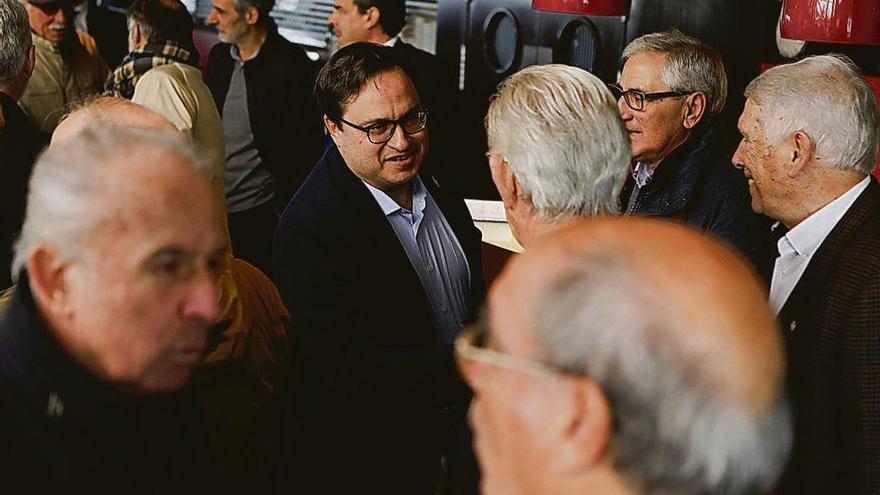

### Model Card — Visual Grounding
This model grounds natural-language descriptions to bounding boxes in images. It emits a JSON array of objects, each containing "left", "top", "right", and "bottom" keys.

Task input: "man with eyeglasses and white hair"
[
  {"left": 17, "top": 0, "right": 107, "bottom": 133},
  {"left": 613, "top": 30, "right": 766, "bottom": 266},
  {"left": 485, "top": 64, "right": 630, "bottom": 248},
  {"left": 273, "top": 41, "right": 484, "bottom": 494},
  {"left": 457, "top": 216, "right": 792, "bottom": 495},
  {"left": 732, "top": 54, "right": 880, "bottom": 495}
]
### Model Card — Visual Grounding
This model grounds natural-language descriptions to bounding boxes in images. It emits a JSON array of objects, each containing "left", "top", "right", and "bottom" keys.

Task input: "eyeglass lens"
[
  {"left": 368, "top": 110, "right": 427, "bottom": 143},
  {"left": 609, "top": 85, "right": 645, "bottom": 111}
]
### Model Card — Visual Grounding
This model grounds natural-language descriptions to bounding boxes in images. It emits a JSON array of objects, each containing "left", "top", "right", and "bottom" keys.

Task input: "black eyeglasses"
[
  {"left": 338, "top": 108, "right": 428, "bottom": 144},
  {"left": 608, "top": 83, "right": 691, "bottom": 112}
]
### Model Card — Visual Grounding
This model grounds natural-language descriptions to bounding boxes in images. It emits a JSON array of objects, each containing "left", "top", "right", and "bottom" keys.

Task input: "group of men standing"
[{"left": 0, "top": 0, "right": 878, "bottom": 493}]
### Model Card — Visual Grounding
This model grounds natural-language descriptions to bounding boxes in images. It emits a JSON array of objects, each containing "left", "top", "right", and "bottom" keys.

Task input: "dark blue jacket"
[{"left": 621, "top": 121, "right": 772, "bottom": 267}]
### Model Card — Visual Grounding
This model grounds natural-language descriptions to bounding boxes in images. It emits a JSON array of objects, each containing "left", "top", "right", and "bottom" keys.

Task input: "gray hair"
[
  {"left": 744, "top": 54, "right": 879, "bottom": 175},
  {"left": 622, "top": 30, "right": 728, "bottom": 116},
  {"left": 532, "top": 255, "right": 792, "bottom": 495},
  {"left": 0, "top": 0, "right": 31, "bottom": 89},
  {"left": 485, "top": 64, "right": 630, "bottom": 220},
  {"left": 231, "top": 0, "right": 275, "bottom": 20},
  {"left": 12, "top": 125, "right": 214, "bottom": 280}
]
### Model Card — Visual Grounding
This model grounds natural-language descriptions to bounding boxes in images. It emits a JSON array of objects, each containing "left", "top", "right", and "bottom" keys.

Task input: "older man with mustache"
[{"left": 17, "top": 0, "right": 107, "bottom": 133}]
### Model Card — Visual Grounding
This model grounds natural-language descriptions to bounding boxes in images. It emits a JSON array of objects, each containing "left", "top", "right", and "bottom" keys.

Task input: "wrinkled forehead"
[
  {"left": 737, "top": 98, "right": 766, "bottom": 134},
  {"left": 621, "top": 51, "right": 669, "bottom": 89}
]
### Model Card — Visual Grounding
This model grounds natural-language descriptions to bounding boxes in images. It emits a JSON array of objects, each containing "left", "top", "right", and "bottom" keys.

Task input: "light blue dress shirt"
[{"left": 363, "top": 177, "right": 472, "bottom": 343}]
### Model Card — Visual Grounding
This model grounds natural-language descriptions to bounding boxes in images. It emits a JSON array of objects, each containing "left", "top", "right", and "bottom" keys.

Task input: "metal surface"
[
  {"left": 780, "top": 0, "right": 880, "bottom": 45},
  {"left": 531, "top": 0, "right": 629, "bottom": 16}
]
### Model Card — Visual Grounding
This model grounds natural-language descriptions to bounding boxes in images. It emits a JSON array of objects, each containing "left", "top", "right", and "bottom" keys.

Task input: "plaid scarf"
[{"left": 104, "top": 40, "right": 200, "bottom": 100}]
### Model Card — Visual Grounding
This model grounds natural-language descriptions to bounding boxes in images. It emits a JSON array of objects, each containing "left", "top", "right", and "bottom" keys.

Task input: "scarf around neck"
[{"left": 104, "top": 40, "right": 200, "bottom": 100}]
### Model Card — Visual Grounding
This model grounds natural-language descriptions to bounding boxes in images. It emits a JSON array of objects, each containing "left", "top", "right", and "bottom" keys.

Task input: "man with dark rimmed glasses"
[
  {"left": 18, "top": 0, "right": 107, "bottom": 133},
  {"left": 456, "top": 216, "right": 792, "bottom": 495},
  {"left": 273, "top": 41, "right": 485, "bottom": 494},
  {"left": 613, "top": 30, "right": 767, "bottom": 269}
]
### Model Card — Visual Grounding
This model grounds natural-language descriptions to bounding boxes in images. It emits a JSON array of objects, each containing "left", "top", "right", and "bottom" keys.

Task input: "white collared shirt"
[
  {"left": 362, "top": 177, "right": 472, "bottom": 343},
  {"left": 769, "top": 176, "right": 870, "bottom": 314},
  {"left": 632, "top": 161, "right": 655, "bottom": 188}
]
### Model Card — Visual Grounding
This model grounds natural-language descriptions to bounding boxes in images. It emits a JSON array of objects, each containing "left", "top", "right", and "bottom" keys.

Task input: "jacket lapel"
[{"left": 779, "top": 179, "right": 880, "bottom": 323}]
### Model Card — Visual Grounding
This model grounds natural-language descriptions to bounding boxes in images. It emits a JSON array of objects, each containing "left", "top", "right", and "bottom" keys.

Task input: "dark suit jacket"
[
  {"left": 776, "top": 178, "right": 880, "bottom": 495},
  {"left": 273, "top": 145, "right": 485, "bottom": 494}
]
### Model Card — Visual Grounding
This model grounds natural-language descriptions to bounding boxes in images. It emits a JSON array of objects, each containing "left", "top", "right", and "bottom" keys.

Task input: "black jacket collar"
[
  {"left": 0, "top": 276, "right": 140, "bottom": 421},
  {"left": 630, "top": 121, "right": 718, "bottom": 216}
]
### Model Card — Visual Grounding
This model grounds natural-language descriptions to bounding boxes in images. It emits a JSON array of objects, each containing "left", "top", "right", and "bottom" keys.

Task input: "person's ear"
[
  {"left": 488, "top": 154, "right": 520, "bottom": 208},
  {"left": 557, "top": 376, "right": 612, "bottom": 471},
  {"left": 363, "top": 5, "right": 380, "bottom": 30},
  {"left": 24, "top": 45, "right": 35, "bottom": 80},
  {"left": 787, "top": 130, "right": 815, "bottom": 179},
  {"left": 26, "top": 244, "right": 74, "bottom": 322},
  {"left": 324, "top": 115, "right": 343, "bottom": 143},
  {"left": 245, "top": 6, "right": 259, "bottom": 25},
  {"left": 682, "top": 92, "right": 707, "bottom": 130},
  {"left": 128, "top": 20, "right": 145, "bottom": 50}
]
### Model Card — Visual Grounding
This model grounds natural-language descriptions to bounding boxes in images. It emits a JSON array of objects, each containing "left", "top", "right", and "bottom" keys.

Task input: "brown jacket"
[
  {"left": 19, "top": 30, "right": 108, "bottom": 133},
  {"left": 777, "top": 178, "right": 880, "bottom": 494}
]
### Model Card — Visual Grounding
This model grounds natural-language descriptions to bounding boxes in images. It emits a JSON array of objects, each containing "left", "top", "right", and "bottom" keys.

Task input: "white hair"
[
  {"left": 12, "top": 125, "right": 214, "bottom": 280},
  {"left": 622, "top": 30, "right": 728, "bottom": 116},
  {"left": 485, "top": 64, "right": 630, "bottom": 219},
  {"left": 0, "top": 0, "right": 31, "bottom": 89},
  {"left": 744, "top": 54, "right": 879, "bottom": 175},
  {"left": 532, "top": 254, "right": 792, "bottom": 495}
]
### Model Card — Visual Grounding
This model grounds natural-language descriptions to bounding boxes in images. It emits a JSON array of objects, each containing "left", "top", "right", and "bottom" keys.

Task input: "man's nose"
[
  {"left": 617, "top": 96, "right": 633, "bottom": 120},
  {"left": 207, "top": 11, "right": 217, "bottom": 24},
  {"left": 387, "top": 123, "right": 411, "bottom": 150},
  {"left": 732, "top": 141, "right": 745, "bottom": 169},
  {"left": 457, "top": 355, "right": 483, "bottom": 390},
  {"left": 181, "top": 270, "right": 221, "bottom": 324}
]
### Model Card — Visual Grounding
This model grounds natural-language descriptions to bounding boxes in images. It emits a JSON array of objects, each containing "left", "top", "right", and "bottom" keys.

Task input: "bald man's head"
[
  {"left": 52, "top": 97, "right": 177, "bottom": 146},
  {"left": 516, "top": 218, "right": 782, "bottom": 406},
  {"left": 50, "top": 95, "right": 230, "bottom": 245},
  {"left": 463, "top": 218, "right": 791, "bottom": 495}
]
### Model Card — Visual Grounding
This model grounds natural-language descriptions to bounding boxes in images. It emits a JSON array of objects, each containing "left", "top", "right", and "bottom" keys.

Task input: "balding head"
[
  {"left": 461, "top": 218, "right": 791, "bottom": 495},
  {"left": 52, "top": 97, "right": 177, "bottom": 146},
  {"left": 51, "top": 96, "right": 229, "bottom": 234}
]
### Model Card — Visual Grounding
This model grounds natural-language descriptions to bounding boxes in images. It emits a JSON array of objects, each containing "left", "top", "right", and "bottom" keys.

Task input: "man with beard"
[{"left": 205, "top": 0, "right": 323, "bottom": 275}]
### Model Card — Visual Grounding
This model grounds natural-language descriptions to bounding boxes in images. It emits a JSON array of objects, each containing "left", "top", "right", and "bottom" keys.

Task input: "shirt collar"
[
  {"left": 383, "top": 37, "right": 401, "bottom": 47},
  {"left": 229, "top": 44, "right": 260, "bottom": 63},
  {"left": 362, "top": 176, "right": 426, "bottom": 216},
  {"left": 32, "top": 32, "right": 61, "bottom": 52},
  {"left": 784, "top": 176, "right": 870, "bottom": 258},
  {"left": 631, "top": 161, "right": 655, "bottom": 188}
]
